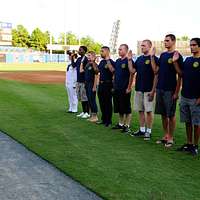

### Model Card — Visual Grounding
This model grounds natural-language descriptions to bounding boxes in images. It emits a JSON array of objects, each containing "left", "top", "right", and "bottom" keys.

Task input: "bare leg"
[
  {"left": 119, "top": 114, "right": 125, "bottom": 125},
  {"left": 139, "top": 111, "right": 145, "bottom": 127},
  {"left": 161, "top": 115, "right": 169, "bottom": 139},
  {"left": 169, "top": 116, "right": 176, "bottom": 140},
  {"left": 146, "top": 112, "right": 153, "bottom": 129},
  {"left": 186, "top": 122, "right": 193, "bottom": 144},
  {"left": 125, "top": 114, "right": 132, "bottom": 126},
  {"left": 194, "top": 125, "right": 200, "bottom": 146}
]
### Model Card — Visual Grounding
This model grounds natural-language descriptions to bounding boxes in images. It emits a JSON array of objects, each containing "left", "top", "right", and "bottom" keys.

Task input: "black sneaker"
[
  {"left": 130, "top": 130, "right": 145, "bottom": 137},
  {"left": 190, "top": 145, "right": 199, "bottom": 156},
  {"left": 105, "top": 123, "right": 112, "bottom": 127},
  {"left": 67, "top": 111, "right": 73, "bottom": 113},
  {"left": 176, "top": 144, "right": 192, "bottom": 152},
  {"left": 112, "top": 124, "right": 124, "bottom": 130},
  {"left": 121, "top": 126, "right": 131, "bottom": 134}
]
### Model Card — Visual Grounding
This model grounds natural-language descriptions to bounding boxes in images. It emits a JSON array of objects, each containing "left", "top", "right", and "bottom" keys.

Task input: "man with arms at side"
[
  {"left": 112, "top": 44, "right": 135, "bottom": 133},
  {"left": 131, "top": 40, "right": 158, "bottom": 140},
  {"left": 151, "top": 34, "right": 183, "bottom": 147},
  {"left": 177, "top": 38, "right": 200, "bottom": 156}
]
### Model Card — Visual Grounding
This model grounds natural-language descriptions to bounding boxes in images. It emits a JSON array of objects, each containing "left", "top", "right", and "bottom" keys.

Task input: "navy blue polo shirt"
[
  {"left": 76, "top": 56, "right": 88, "bottom": 83},
  {"left": 98, "top": 59, "right": 115, "bottom": 82},
  {"left": 157, "top": 52, "right": 183, "bottom": 91},
  {"left": 114, "top": 58, "right": 134, "bottom": 91},
  {"left": 135, "top": 55, "right": 158, "bottom": 92},
  {"left": 84, "top": 63, "right": 98, "bottom": 84},
  {"left": 181, "top": 57, "right": 200, "bottom": 99}
]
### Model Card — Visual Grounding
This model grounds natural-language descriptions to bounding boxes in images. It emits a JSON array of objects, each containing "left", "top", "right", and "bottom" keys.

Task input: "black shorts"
[{"left": 113, "top": 89, "right": 132, "bottom": 114}]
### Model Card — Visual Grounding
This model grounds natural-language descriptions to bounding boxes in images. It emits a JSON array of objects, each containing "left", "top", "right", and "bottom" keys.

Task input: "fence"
[{"left": 0, "top": 52, "right": 67, "bottom": 63}]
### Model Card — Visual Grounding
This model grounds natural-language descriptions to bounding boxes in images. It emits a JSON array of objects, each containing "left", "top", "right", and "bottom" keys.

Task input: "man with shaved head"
[
  {"left": 131, "top": 40, "right": 158, "bottom": 140},
  {"left": 112, "top": 44, "right": 135, "bottom": 133}
]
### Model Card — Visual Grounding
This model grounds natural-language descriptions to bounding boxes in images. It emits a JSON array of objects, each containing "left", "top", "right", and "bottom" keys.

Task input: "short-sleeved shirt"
[
  {"left": 98, "top": 59, "right": 115, "bottom": 82},
  {"left": 84, "top": 63, "right": 98, "bottom": 84},
  {"left": 76, "top": 56, "right": 88, "bottom": 83},
  {"left": 114, "top": 58, "right": 134, "bottom": 91},
  {"left": 135, "top": 55, "right": 158, "bottom": 92},
  {"left": 181, "top": 57, "right": 200, "bottom": 99},
  {"left": 157, "top": 52, "right": 183, "bottom": 91}
]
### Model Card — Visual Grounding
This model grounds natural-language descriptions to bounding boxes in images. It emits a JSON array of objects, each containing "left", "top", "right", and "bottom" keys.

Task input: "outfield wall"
[{"left": 0, "top": 52, "right": 67, "bottom": 63}]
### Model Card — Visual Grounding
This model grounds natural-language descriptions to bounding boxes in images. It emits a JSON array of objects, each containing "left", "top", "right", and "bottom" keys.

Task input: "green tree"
[
  {"left": 80, "top": 36, "right": 102, "bottom": 54},
  {"left": 30, "top": 28, "right": 49, "bottom": 51},
  {"left": 44, "top": 31, "right": 55, "bottom": 45},
  {"left": 12, "top": 25, "right": 30, "bottom": 47},
  {"left": 58, "top": 32, "right": 79, "bottom": 45},
  {"left": 177, "top": 36, "right": 190, "bottom": 41}
]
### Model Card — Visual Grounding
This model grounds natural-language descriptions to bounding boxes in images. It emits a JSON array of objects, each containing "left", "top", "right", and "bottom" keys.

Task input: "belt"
[{"left": 100, "top": 80, "right": 112, "bottom": 84}]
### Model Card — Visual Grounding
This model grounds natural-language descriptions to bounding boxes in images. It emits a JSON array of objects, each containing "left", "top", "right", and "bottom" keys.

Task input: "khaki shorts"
[
  {"left": 134, "top": 91, "right": 154, "bottom": 112},
  {"left": 76, "top": 82, "right": 88, "bottom": 102}
]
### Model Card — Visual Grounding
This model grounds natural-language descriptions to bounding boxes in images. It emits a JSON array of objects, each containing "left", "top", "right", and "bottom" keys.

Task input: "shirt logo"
[
  {"left": 88, "top": 66, "right": 92, "bottom": 70},
  {"left": 145, "top": 59, "right": 150, "bottom": 65},
  {"left": 104, "top": 64, "right": 108, "bottom": 69},
  {"left": 168, "top": 58, "right": 173, "bottom": 64},
  {"left": 121, "top": 64, "right": 126, "bottom": 69},
  {"left": 193, "top": 62, "right": 199, "bottom": 68}
]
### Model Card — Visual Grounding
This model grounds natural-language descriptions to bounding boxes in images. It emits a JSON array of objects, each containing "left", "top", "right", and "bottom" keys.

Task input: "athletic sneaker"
[
  {"left": 121, "top": 126, "right": 131, "bottom": 134},
  {"left": 176, "top": 144, "right": 192, "bottom": 152},
  {"left": 130, "top": 130, "right": 145, "bottom": 137},
  {"left": 144, "top": 132, "right": 151, "bottom": 141},
  {"left": 77, "top": 112, "right": 84, "bottom": 117},
  {"left": 81, "top": 113, "right": 90, "bottom": 119},
  {"left": 112, "top": 124, "right": 124, "bottom": 130},
  {"left": 190, "top": 145, "right": 199, "bottom": 156}
]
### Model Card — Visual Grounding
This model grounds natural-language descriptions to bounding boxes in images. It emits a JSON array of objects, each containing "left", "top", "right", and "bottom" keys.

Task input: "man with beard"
[{"left": 75, "top": 46, "right": 90, "bottom": 119}]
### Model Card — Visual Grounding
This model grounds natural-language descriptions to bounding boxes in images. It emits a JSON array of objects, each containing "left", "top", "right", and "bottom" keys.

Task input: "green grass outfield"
[
  {"left": 0, "top": 78, "right": 200, "bottom": 200},
  {"left": 0, "top": 63, "right": 66, "bottom": 71}
]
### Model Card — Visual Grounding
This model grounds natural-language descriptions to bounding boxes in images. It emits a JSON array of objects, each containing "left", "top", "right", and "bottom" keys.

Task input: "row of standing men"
[{"left": 65, "top": 34, "right": 200, "bottom": 156}]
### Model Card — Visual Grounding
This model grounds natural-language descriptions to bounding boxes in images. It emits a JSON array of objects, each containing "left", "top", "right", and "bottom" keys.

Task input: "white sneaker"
[
  {"left": 77, "top": 112, "right": 84, "bottom": 117},
  {"left": 144, "top": 132, "right": 151, "bottom": 141},
  {"left": 81, "top": 113, "right": 90, "bottom": 119}
]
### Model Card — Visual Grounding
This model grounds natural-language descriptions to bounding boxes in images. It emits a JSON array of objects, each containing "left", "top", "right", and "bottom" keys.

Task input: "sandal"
[
  {"left": 156, "top": 139, "right": 167, "bottom": 144},
  {"left": 164, "top": 140, "right": 174, "bottom": 148}
]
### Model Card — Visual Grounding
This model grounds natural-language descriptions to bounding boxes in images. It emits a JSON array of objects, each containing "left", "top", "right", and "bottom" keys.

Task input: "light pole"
[
  {"left": 78, "top": 0, "right": 81, "bottom": 46},
  {"left": 64, "top": 0, "right": 67, "bottom": 61}
]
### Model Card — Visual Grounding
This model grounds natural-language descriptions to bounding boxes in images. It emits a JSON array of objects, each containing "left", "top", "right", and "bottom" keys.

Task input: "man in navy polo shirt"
[
  {"left": 97, "top": 46, "right": 115, "bottom": 127},
  {"left": 151, "top": 34, "right": 183, "bottom": 147},
  {"left": 131, "top": 40, "right": 158, "bottom": 140},
  {"left": 177, "top": 38, "right": 200, "bottom": 156},
  {"left": 112, "top": 44, "right": 135, "bottom": 133},
  {"left": 74, "top": 46, "right": 90, "bottom": 119}
]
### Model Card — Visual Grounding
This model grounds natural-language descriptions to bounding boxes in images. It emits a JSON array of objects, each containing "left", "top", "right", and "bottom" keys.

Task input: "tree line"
[{"left": 12, "top": 25, "right": 102, "bottom": 53}]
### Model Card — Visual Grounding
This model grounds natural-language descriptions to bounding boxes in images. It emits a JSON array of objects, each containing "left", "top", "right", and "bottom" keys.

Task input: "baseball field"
[{"left": 0, "top": 63, "right": 199, "bottom": 200}]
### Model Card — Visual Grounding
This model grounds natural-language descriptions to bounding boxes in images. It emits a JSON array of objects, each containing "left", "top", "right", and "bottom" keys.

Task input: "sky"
[{"left": 1, "top": 0, "right": 200, "bottom": 51}]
